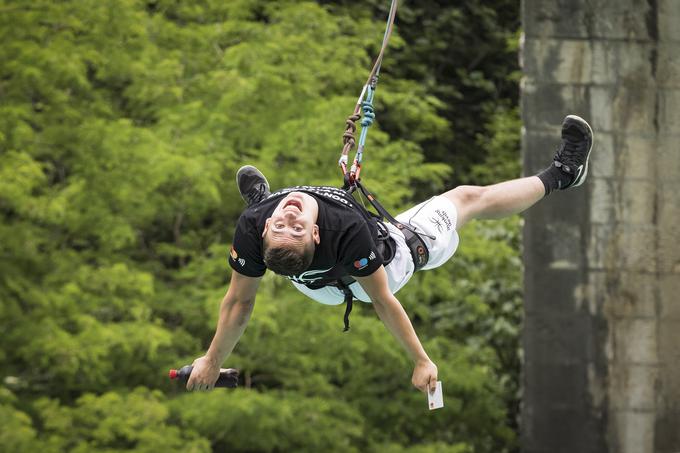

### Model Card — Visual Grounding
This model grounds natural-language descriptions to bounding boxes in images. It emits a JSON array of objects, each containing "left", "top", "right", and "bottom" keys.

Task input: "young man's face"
[{"left": 263, "top": 192, "right": 320, "bottom": 249}]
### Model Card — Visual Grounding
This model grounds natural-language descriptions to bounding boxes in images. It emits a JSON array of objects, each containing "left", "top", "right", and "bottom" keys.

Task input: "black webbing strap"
[
  {"left": 355, "top": 180, "right": 432, "bottom": 271},
  {"left": 336, "top": 277, "right": 355, "bottom": 332}
]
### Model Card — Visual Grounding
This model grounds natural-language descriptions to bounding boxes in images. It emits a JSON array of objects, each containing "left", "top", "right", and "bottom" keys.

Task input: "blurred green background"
[{"left": 0, "top": 1, "right": 524, "bottom": 451}]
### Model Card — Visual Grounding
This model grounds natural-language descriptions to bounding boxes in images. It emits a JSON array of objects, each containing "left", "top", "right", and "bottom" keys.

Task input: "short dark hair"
[{"left": 263, "top": 241, "right": 314, "bottom": 276}]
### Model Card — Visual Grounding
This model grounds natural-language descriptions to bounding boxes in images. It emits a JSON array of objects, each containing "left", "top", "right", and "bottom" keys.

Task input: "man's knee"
[
  {"left": 443, "top": 185, "right": 487, "bottom": 227},
  {"left": 445, "top": 185, "right": 486, "bottom": 209}
]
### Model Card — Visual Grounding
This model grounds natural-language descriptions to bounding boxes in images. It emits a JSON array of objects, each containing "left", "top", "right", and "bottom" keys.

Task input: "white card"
[{"left": 427, "top": 381, "right": 443, "bottom": 410}]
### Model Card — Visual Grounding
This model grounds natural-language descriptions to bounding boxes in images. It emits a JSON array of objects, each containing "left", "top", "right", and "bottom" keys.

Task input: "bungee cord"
[
  {"left": 333, "top": 0, "right": 434, "bottom": 332},
  {"left": 339, "top": 0, "right": 398, "bottom": 190}
]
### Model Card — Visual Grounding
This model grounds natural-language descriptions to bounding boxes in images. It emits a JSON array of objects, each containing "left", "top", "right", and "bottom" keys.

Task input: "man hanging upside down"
[{"left": 187, "top": 115, "right": 594, "bottom": 394}]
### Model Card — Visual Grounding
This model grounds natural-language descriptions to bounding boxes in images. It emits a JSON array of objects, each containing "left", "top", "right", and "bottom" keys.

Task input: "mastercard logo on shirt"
[{"left": 354, "top": 257, "right": 369, "bottom": 270}]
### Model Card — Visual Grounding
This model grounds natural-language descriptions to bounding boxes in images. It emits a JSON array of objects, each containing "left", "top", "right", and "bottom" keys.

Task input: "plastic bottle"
[{"left": 168, "top": 365, "right": 238, "bottom": 388}]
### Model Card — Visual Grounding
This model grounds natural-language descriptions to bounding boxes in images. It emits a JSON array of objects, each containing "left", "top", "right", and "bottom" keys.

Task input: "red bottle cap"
[{"left": 168, "top": 369, "right": 178, "bottom": 379}]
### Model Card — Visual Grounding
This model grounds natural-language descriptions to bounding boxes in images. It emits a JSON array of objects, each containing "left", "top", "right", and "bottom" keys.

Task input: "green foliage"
[
  {"left": 34, "top": 388, "right": 210, "bottom": 452},
  {"left": 324, "top": 0, "right": 521, "bottom": 187},
  {"left": 0, "top": 388, "right": 42, "bottom": 453},
  {"left": 471, "top": 105, "right": 522, "bottom": 183},
  {"left": 170, "top": 390, "right": 363, "bottom": 452},
  {"left": 0, "top": 0, "right": 522, "bottom": 451}
]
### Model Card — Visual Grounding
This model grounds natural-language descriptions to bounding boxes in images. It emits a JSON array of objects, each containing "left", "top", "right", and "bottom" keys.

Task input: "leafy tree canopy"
[{"left": 0, "top": 1, "right": 521, "bottom": 451}]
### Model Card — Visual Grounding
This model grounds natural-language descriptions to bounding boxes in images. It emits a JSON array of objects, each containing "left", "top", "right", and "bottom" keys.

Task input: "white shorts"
[{"left": 292, "top": 196, "right": 460, "bottom": 305}]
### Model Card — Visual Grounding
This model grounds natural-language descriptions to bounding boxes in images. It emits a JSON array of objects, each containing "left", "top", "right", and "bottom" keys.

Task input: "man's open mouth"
[{"left": 283, "top": 199, "right": 303, "bottom": 211}]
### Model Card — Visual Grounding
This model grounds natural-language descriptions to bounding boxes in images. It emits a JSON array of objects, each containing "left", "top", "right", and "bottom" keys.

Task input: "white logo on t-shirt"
[
  {"left": 269, "top": 186, "right": 354, "bottom": 208},
  {"left": 287, "top": 267, "right": 333, "bottom": 284}
]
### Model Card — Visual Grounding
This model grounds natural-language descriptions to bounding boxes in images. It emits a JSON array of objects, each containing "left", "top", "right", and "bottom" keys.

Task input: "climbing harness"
[{"left": 333, "top": 0, "right": 433, "bottom": 331}]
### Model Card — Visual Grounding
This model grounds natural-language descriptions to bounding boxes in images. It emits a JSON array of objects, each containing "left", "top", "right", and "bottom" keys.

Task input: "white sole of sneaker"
[{"left": 564, "top": 114, "right": 594, "bottom": 188}]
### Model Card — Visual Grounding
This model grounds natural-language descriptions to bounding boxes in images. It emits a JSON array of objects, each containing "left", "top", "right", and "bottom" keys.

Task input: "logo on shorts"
[
  {"left": 354, "top": 257, "right": 370, "bottom": 270},
  {"left": 429, "top": 209, "right": 452, "bottom": 233},
  {"left": 429, "top": 217, "right": 444, "bottom": 233}
]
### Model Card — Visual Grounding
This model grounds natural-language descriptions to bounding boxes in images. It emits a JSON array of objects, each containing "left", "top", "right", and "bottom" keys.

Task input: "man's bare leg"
[
  {"left": 444, "top": 115, "right": 594, "bottom": 229},
  {"left": 444, "top": 176, "right": 545, "bottom": 229}
]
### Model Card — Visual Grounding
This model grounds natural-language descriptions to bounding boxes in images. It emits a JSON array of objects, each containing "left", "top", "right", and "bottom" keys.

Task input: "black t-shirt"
[{"left": 228, "top": 186, "right": 383, "bottom": 286}]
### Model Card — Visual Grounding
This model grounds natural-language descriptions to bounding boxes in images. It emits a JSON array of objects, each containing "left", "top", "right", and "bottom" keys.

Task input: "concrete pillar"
[{"left": 521, "top": 1, "right": 680, "bottom": 452}]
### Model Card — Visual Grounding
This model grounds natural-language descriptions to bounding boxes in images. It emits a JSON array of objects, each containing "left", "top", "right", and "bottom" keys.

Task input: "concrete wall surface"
[{"left": 521, "top": 1, "right": 680, "bottom": 452}]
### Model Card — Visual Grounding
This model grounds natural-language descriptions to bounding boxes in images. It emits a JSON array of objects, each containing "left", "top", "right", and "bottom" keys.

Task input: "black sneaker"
[
  {"left": 553, "top": 115, "right": 594, "bottom": 189},
  {"left": 236, "top": 165, "right": 270, "bottom": 206}
]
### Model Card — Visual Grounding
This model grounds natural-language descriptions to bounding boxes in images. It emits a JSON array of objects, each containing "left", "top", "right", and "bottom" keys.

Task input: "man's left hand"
[{"left": 412, "top": 359, "right": 438, "bottom": 393}]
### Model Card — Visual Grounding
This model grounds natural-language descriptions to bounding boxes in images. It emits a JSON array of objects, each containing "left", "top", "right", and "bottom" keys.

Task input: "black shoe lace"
[
  {"left": 554, "top": 126, "right": 588, "bottom": 171},
  {"left": 246, "top": 184, "right": 267, "bottom": 205}
]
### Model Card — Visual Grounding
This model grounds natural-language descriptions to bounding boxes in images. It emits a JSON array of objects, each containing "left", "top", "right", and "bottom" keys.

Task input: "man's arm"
[
  {"left": 186, "top": 270, "right": 262, "bottom": 391},
  {"left": 355, "top": 267, "right": 438, "bottom": 393}
]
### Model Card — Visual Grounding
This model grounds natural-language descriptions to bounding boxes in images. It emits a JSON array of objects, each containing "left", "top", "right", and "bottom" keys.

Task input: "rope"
[
  {"left": 339, "top": 0, "right": 398, "bottom": 187},
  {"left": 335, "top": 0, "right": 399, "bottom": 331}
]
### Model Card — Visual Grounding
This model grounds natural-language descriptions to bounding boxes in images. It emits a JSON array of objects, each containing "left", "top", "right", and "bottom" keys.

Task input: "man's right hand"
[
  {"left": 186, "top": 273, "right": 260, "bottom": 391},
  {"left": 186, "top": 355, "right": 221, "bottom": 391}
]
